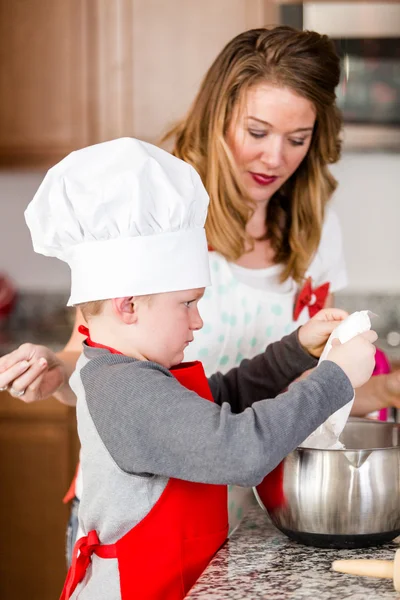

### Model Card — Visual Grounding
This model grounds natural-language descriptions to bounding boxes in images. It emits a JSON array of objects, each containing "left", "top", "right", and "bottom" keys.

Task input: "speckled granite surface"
[
  {"left": 187, "top": 502, "right": 400, "bottom": 599},
  {"left": 0, "top": 292, "right": 72, "bottom": 356}
]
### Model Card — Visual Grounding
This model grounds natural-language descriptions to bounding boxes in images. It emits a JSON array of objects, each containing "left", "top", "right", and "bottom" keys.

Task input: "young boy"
[{"left": 25, "top": 138, "right": 376, "bottom": 600}]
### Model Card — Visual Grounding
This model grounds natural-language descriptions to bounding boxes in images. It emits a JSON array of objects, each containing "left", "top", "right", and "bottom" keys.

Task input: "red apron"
[{"left": 61, "top": 331, "right": 228, "bottom": 600}]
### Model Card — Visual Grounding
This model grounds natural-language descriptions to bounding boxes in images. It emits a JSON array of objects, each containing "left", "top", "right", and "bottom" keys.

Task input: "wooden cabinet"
[
  {"left": 128, "top": 0, "right": 279, "bottom": 143},
  {"left": 0, "top": 391, "right": 79, "bottom": 600},
  {"left": 0, "top": 0, "right": 278, "bottom": 168},
  {"left": 0, "top": 0, "right": 90, "bottom": 167}
]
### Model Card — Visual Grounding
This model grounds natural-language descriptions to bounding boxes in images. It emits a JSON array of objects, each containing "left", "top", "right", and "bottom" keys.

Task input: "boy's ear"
[{"left": 112, "top": 297, "right": 138, "bottom": 324}]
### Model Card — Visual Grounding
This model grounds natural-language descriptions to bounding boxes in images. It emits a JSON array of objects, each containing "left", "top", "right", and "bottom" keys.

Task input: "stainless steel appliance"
[
  {"left": 254, "top": 419, "right": 400, "bottom": 548},
  {"left": 281, "top": 2, "right": 400, "bottom": 151}
]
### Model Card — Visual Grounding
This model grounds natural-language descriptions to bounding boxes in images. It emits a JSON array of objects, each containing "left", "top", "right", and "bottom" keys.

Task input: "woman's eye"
[
  {"left": 248, "top": 130, "right": 266, "bottom": 139},
  {"left": 184, "top": 301, "right": 194, "bottom": 308},
  {"left": 289, "top": 139, "right": 306, "bottom": 147}
]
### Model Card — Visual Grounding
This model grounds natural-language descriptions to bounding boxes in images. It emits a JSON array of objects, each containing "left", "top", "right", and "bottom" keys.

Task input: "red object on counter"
[
  {"left": 255, "top": 461, "right": 286, "bottom": 514},
  {"left": 0, "top": 274, "right": 17, "bottom": 319},
  {"left": 372, "top": 348, "right": 391, "bottom": 421}
]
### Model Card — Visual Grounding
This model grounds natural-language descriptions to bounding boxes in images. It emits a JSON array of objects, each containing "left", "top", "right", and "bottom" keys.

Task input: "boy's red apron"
[{"left": 61, "top": 329, "right": 228, "bottom": 600}]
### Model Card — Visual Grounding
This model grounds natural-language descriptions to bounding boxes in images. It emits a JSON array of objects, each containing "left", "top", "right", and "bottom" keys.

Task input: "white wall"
[
  {"left": 0, "top": 152, "right": 399, "bottom": 293},
  {"left": 330, "top": 153, "right": 400, "bottom": 292},
  {"left": 0, "top": 171, "right": 71, "bottom": 291}
]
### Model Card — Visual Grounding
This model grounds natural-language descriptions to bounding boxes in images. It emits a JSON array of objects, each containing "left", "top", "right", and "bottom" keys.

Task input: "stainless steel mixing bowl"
[{"left": 254, "top": 419, "right": 400, "bottom": 548}]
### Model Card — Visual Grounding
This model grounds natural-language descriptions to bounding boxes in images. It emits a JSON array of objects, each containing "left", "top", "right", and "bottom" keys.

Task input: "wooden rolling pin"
[{"left": 332, "top": 549, "right": 400, "bottom": 592}]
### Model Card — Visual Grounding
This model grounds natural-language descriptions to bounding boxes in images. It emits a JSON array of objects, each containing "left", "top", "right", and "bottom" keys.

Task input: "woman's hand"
[
  {"left": 0, "top": 343, "right": 67, "bottom": 403},
  {"left": 0, "top": 309, "right": 85, "bottom": 406},
  {"left": 352, "top": 369, "right": 400, "bottom": 416},
  {"left": 385, "top": 369, "right": 400, "bottom": 405},
  {"left": 298, "top": 308, "right": 349, "bottom": 358}
]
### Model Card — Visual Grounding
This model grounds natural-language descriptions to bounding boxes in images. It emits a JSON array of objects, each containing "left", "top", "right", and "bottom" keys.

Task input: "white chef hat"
[{"left": 25, "top": 137, "right": 211, "bottom": 306}]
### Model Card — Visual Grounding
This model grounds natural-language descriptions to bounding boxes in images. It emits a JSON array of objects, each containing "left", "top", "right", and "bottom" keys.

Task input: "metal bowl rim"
[{"left": 298, "top": 419, "right": 400, "bottom": 452}]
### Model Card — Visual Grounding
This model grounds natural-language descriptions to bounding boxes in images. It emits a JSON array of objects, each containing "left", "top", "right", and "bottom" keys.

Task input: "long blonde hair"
[{"left": 162, "top": 26, "right": 342, "bottom": 283}]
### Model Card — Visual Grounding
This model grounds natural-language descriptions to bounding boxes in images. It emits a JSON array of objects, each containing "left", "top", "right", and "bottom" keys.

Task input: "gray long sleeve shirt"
[{"left": 74, "top": 330, "right": 353, "bottom": 488}]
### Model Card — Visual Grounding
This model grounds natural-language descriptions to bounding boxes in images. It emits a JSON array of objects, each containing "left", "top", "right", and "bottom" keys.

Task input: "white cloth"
[
  {"left": 24, "top": 137, "right": 210, "bottom": 304},
  {"left": 300, "top": 310, "right": 372, "bottom": 449}
]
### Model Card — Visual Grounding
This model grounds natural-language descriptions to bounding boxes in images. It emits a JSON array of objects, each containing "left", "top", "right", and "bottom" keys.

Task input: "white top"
[{"left": 184, "top": 208, "right": 348, "bottom": 376}]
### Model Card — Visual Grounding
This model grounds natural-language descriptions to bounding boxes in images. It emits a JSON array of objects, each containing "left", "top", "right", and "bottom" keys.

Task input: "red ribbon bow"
[
  {"left": 293, "top": 277, "right": 330, "bottom": 321},
  {"left": 60, "top": 530, "right": 116, "bottom": 599},
  {"left": 60, "top": 530, "right": 101, "bottom": 599}
]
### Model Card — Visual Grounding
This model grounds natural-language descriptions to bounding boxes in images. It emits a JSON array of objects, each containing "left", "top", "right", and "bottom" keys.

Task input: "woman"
[
  {"left": 1, "top": 25, "right": 400, "bottom": 548},
  {"left": 166, "top": 26, "right": 345, "bottom": 373},
  {"left": 161, "top": 25, "right": 400, "bottom": 527}
]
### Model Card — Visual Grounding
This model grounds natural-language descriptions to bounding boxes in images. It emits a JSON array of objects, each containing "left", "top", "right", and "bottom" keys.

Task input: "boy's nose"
[{"left": 191, "top": 311, "right": 203, "bottom": 331}]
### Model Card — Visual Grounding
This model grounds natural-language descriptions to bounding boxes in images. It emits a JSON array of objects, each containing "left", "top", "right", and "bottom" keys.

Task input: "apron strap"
[{"left": 60, "top": 530, "right": 117, "bottom": 599}]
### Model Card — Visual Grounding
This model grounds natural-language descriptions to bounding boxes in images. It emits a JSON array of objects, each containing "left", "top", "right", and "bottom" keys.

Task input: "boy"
[{"left": 25, "top": 138, "right": 376, "bottom": 600}]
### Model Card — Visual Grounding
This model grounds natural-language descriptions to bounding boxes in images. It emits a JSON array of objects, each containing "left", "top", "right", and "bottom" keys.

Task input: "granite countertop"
[
  {"left": 0, "top": 292, "right": 73, "bottom": 357},
  {"left": 187, "top": 502, "right": 400, "bottom": 599}
]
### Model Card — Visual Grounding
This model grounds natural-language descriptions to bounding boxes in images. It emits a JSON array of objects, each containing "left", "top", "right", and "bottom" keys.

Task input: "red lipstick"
[{"left": 249, "top": 172, "right": 278, "bottom": 186}]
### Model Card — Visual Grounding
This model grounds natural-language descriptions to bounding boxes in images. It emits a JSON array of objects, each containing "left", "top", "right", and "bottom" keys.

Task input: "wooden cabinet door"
[
  {"left": 0, "top": 0, "right": 278, "bottom": 168},
  {"left": 0, "top": 392, "right": 79, "bottom": 600},
  {"left": 129, "top": 0, "right": 279, "bottom": 143},
  {"left": 0, "top": 0, "right": 89, "bottom": 167}
]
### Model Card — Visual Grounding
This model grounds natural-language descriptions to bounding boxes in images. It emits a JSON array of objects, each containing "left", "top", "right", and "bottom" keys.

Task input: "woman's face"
[{"left": 226, "top": 83, "right": 317, "bottom": 205}]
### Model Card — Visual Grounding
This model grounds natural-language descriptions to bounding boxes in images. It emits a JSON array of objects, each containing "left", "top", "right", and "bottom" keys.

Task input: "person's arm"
[
  {"left": 208, "top": 308, "right": 351, "bottom": 412},
  {"left": 0, "top": 308, "right": 86, "bottom": 406},
  {"left": 208, "top": 330, "right": 317, "bottom": 412},
  {"left": 53, "top": 309, "right": 86, "bottom": 405},
  {"left": 81, "top": 319, "right": 375, "bottom": 486},
  {"left": 351, "top": 370, "right": 400, "bottom": 416},
  {"left": 82, "top": 355, "right": 354, "bottom": 487},
  {"left": 324, "top": 295, "right": 400, "bottom": 417},
  {"left": 312, "top": 211, "right": 400, "bottom": 417}
]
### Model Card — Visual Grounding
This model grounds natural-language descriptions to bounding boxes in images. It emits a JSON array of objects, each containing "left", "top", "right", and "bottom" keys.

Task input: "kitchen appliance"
[
  {"left": 254, "top": 419, "right": 400, "bottom": 549},
  {"left": 280, "top": 2, "right": 400, "bottom": 151}
]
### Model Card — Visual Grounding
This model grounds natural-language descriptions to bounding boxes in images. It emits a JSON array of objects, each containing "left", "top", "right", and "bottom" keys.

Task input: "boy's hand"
[
  {"left": 298, "top": 308, "right": 349, "bottom": 358},
  {"left": 327, "top": 332, "right": 378, "bottom": 389}
]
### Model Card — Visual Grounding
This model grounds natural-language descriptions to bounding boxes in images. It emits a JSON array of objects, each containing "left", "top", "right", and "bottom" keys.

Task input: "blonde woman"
[
  {"left": 167, "top": 26, "right": 345, "bottom": 374},
  {"left": 163, "top": 26, "right": 400, "bottom": 529},
  {"left": 1, "top": 26, "right": 399, "bottom": 553}
]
